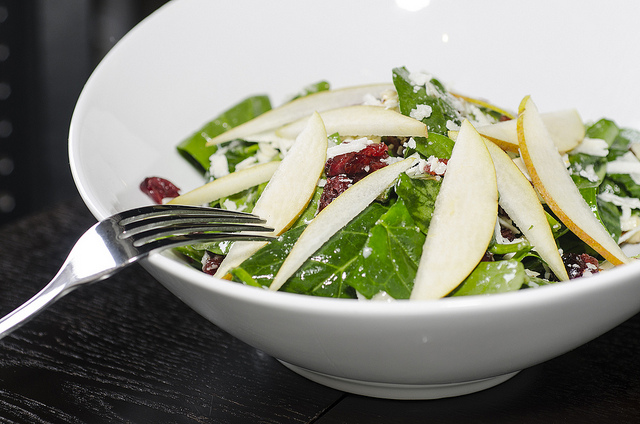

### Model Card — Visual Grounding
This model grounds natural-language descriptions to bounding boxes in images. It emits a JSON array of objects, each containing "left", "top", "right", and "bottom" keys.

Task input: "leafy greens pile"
[{"left": 172, "top": 67, "right": 640, "bottom": 300}]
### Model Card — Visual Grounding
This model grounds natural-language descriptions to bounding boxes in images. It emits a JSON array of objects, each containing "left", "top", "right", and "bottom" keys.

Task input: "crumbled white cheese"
[
  {"left": 209, "top": 152, "right": 230, "bottom": 178},
  {"left": 408, "top": 71, "right": 432, "bottom": 87},
  {"left": 362, "top": 246, "right": 373, "bottom": 258},
  {"left": 406, "top": 137, "right": 417, "bottom": 149},
  {"left": 574, "top": 163, "right": 600, "bottom": 182},
  {"left": 326, "top": 137, "right": 373, "bottom": 159},
  {"left": 425, "top": 155, "right": 447, "bottom": 175},
  {"left": 606, "top": 151, "right": 640, "bottom": 185},
  {"left": 222, "top": 198, "right": 241, "bottom": 211},
  {"left": 446, "top": 120, "right": 460, "bottom": 131},
  {"left": 571, "top": 137, "right": 609, "bottom": 157},
  {"left": 410, "top": 104, "right": 433, "bottom": 121},
  {"left": 598, "top": 191, "right": 640, "bottom": 210}
]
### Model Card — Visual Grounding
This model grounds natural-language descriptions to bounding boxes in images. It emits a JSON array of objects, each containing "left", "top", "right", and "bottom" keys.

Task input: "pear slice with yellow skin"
[
  {"left": 518, "top": 96, "right": 631, "bottom": 266},
  {"left": 484, "top": 140, "right": 569, "bottom": 281},
  {"left": 275, "top": 105, "right": 427, "bottom": 139},
  {"left": 214, "top": 112, "right": 328, "bottom": 279},
  {"left": 451, "top": 93, "right": 516, "bottom": 120},
  {"left": 269, "top": 157, "right": 417, "bottom": 292},
  {"left": 206, "top": 83, "right": 394, "bottom": 146},
  {"left": 411, "top": 120, "right": 498, "bottom": 300},
  {"left": 168, "top": 161, "right": 280, "bottom": 206},
  {"left": 477, "top": 109, "right": 584, "bottom": 154}
]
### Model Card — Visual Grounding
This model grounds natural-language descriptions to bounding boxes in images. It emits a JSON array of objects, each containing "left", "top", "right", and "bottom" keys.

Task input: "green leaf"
[
  {"left": 230, "top": 203, "right": 388, "bottom": 298},
  {"left": 288, "top": 80, "right": 331, "bottom": 101},
  {"left": 410, "top": 133, "right": 454, "bottom": 160},
  {"left": 586, "top": 118, "right": 619, "bottom": 147},
  {"left": 392, "top": 67, "right": 460, "bottom": 135},
  {"left": 177, "top": 95, "right": 272, "bottom": 172},
  {"left": 451, "top": 260, "right": 525, "bottom": 296},
  {"left": 346, "top": 200, "right": 425, "bottom": 299},
  {"left": 395, "top": 173, "right": 441, "bottom": 233}
]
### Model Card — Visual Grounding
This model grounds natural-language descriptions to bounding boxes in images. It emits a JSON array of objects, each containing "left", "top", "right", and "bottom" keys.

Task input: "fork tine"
[
  {"left": 115, "top": 205, "right": 265, "bottom": 226},
  {"left": 121, "top": 216, "right": 271, "bottom": 237},
  {"left": 128, "top": 222, "right": 274, "bottom": 246},
  {"left": 135, "top": 232, "right": 274, "bottom": 255}
]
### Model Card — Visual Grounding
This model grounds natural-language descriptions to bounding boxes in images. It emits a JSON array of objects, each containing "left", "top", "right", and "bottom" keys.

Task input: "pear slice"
[
  {"left": 451, "top": 93, "right": 516, "bottom": 120},
  {"left": 484, "top": 140, "right": 569, "bottom": 281},
  {"left": 206, "top": 83, "right": 394, "bottom": 146},
  {"left": 275, "top": 105, "right": 427, "bottom": 139},
  {"left": 269, "top": 157, "right": 417, "bottom": 292},
  {"left": 518, "top": 96, "right": 631, "bottom": 266},
  {"left": 168, "top": 161, "right": 280, "bottom": 206},
  {"left": 214, "top": 112, "right": 328, "bottom": 278},
  {"left": 477, "top": 109, "right": 584, "bottom": 153},
  {"left": 411, "top": 120, "right": 498, "bottom": 300}
]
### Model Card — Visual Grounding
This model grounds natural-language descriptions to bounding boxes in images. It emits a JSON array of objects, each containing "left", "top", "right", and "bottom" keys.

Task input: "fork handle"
[{"left": 0, "top": 265, "right": 80, "bottom": 340}]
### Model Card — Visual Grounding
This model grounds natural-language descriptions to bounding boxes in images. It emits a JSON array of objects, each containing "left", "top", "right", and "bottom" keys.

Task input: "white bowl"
[{"left": 69, "top": 0, "right": 640, "bottom": 399}]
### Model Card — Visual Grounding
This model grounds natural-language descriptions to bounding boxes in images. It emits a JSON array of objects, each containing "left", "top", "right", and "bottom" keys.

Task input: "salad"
[{"left": 141, "top": 67, "right": 640, "bottom": 301}]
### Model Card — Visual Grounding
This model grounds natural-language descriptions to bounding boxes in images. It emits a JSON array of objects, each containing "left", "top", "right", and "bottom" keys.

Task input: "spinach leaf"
[
  {"left": 231, "top": 203, "right": 388, "bottom": 298},
  {"left": 392, "top": 67, "right": 461, "bottom": 136},
  {"left": 450, "top": 260, "right": 525, "bottom": 296},
  {"left": 177, "top": 95, "right": 272, "bottom": 172},
  {"left": 395, "top": 173, "right": 441, "bottom": 233},
  {"left": 411, "top": 133, "right": 454, "bottom": 160},
  {"left": 346, "top": 200, "right": 425, "bottom": 299},
  {"left": 288, "top": 80, "right": 330, "bottom": 101},
  {"left": 586, "top": 118, "right": 619, "bottom": 147}
]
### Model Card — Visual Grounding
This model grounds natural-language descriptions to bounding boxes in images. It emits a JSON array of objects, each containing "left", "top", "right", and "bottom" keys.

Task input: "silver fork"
[{"left": 0, "top": 204, "right": 273, "bottom": 340}]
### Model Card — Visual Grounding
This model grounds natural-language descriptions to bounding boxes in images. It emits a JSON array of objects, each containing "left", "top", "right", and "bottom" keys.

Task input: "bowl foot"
[{"left": 279, "top": 361, "right": 519, "bottom": 400}]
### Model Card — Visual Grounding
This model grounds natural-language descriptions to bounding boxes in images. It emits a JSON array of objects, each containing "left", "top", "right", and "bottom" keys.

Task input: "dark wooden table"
[{"left": 0, "top": 196, "right": 639, "bottom": 423}]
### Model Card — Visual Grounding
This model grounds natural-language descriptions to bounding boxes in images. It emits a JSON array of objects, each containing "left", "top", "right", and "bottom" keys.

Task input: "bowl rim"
[{"left": 144, "top": 248, "right": 640, "bottom": 316}]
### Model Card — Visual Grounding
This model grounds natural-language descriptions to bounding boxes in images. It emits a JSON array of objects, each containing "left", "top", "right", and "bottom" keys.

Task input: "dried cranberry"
[
  {"left": 325, "top": 143, "right": 389, "bottom": 178},
  {"left": 500, "top": 227, "right": 516, "bottom": 242},
  {"left": 562, "top": 252, "right": 600, "bottom": 279},
  {"left": 202, "top": 252, "right": 225, "bottom": 275},
  {"left": 319, "top": 174, "right": 353, "bottom": 211},
  {"left": 140, "top": 177, "right": 180, "bottom": 204},
  {"left": 481, "top": 251, "right": 494, "bottom": 262}
]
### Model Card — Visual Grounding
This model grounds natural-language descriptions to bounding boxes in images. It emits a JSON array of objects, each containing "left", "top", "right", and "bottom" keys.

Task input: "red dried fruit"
[
  {"left": 562, "top": 252, "right": 600, "bottom": 279},
  {"left": 319, "top": 174, "right": 353, "bottom": 211},
  {"left": 140, "top": 177, "right": 180, "bottom": 204},
  {"left": 325, "top": 143, "right": 389, "bottom": 178},
  {"left": 202, "top": 252, "right": 226, "bottom": 275}
]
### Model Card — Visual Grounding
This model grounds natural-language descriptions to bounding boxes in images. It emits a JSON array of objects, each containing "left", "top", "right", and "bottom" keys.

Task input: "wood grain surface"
[{"left": 0, "top": 197, "right": 638, "bottom": 423}]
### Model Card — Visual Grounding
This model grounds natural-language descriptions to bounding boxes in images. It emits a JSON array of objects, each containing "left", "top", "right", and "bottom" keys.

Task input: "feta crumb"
[
  {"left": 362, "top": 246, "right": 373, "bottom": 258},
  {"left": 410, "top": 104, "right": 433, "bottom": 121},
  {"left": 426, "top": 155, "right": 447, "bottom": 175},
  {"left": 326, "top": 137, "right": 373, "bottom": 159},
  {"left": 209, "top": 152, "right": 230, "bottom": 178},
  {"left": 606, "top": 151, "right": 640, "bottom": 185},
  {"left": 406, "top": 137, "right": 417, "bottom": 149},
  {"left": 598, "top": 191, "right": 640, "bottom": 210},
  {"left": 408, "top": 71, "right": 432, "bottom": 87},
  {"left": 571, "top": 137, "right": 609, "bottom": 157},
  {"left": 446, "top": 120, "right": 460, "bottom": 131},
  {"left": 577, "top": 163, "right": 599, "bottom": 182}
]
